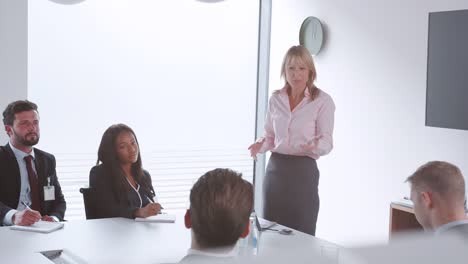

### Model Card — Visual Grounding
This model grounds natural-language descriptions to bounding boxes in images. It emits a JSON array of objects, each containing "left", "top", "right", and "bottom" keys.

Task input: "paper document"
[
  {"left": 258, "top": 217, "right": 276, "bottom": 230},
  {"left": 41, "top": 249, "right": 87, "bottom": 264},
  {"left": 135, "top": 214, "right": 176, "bottom": 223},
  {"left": 10, "top": 220, "right": 64, "bottom": 233},
  {"left": 392, "top": 198, "right": 414, "bottom": 208}
]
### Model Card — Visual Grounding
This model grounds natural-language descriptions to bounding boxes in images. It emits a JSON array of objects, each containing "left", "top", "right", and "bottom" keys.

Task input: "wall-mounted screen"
[{"left": 426, "top": 9, "right": 468, "bottom": 130}]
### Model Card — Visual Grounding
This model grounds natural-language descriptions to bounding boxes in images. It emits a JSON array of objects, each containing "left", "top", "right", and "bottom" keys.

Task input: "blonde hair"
[{"left": 280, "top": 45, "right": 319, "bottom": 101}]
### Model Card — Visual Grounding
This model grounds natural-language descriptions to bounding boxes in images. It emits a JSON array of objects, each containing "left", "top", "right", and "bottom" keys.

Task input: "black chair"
[{"left": 79, "top": 187, "right": 98, "bottom": 220}]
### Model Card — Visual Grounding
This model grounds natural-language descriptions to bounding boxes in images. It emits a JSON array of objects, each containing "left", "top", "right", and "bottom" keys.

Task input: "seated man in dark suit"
[
  {"left": 0, "top": 100, "right": 66, "bottom": 226},
  {"left": 180, "top": 168, "right": 253, "bottom": 263},
  {"left": 407, "top": 161, "right": 468, "bottom": 237}
]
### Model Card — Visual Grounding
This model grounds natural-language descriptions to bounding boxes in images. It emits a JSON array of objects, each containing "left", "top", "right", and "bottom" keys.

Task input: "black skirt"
[{"left": 263, "top": 152, "right": 320, "bottom": 236}]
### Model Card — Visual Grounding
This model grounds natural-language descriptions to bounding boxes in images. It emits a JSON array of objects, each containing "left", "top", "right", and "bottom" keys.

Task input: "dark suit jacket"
[
  {"left": 89, "top": 164, "right": 155, "bottom": 219},
  {"left": 0, "top": 144, "right": 66, "bottom": 225}
]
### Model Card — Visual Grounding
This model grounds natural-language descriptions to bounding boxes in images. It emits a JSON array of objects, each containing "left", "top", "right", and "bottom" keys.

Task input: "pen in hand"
[
  {"left": 16, "top": 201, "right": 41, "bottom": 226},
  {"left": 20, "top": 201, "right": 42, "bottom": 216},
  {"left": 21, "top": 201, "right": 32, "bottom": 210},
  {"left": 158, "top": 204, "right": 165, "bottom": 214}
]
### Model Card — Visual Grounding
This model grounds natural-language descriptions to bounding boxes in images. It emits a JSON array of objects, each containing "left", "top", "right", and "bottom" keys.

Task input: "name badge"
[{"left": 44, "top": 177, "right": 55, "bottom": 201}]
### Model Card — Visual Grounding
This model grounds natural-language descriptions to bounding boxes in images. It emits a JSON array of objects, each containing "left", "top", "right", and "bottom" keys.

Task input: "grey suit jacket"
[{"left": 443, "top": 222, "right": 468, "bottom": 239}]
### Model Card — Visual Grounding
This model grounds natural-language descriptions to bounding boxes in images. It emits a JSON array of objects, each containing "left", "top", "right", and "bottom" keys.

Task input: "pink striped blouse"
[{"left": 257, "top": 86, "right": 335, "bottom": 160}]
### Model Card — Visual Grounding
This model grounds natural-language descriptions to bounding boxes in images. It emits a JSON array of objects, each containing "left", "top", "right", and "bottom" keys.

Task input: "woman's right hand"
[
  {"left": 135, "top": 203, "right": 162, "bottom": 218},
  {"left": 248, "top": 142, "right": 263, "bottom": 161}
]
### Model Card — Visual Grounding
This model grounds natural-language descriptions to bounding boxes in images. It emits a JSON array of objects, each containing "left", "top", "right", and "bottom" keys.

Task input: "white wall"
[
  {"left": 26, "top": 0, "right": 259, "bottom": 219},
  {"left": 269, "top": 0, "right": 468, "bottom": 246},
  {"left": 0, "top": 0, "right": 28, "bottom": 143}
]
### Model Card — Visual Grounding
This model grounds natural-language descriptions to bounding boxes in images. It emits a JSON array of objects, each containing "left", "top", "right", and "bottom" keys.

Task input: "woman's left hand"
[{"left": 299, "top": 141, "right": 315, "bottom": 154}]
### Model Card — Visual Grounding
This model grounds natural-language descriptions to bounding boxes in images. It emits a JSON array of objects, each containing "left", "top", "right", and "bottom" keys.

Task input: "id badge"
[{"left": 44, "top": 186, "right": 55, "bottom": 201}]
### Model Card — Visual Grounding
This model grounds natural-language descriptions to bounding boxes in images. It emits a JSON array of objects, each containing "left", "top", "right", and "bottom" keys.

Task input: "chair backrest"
[{"left": 79, "top": 187, "right": 98, "bottom": 220}]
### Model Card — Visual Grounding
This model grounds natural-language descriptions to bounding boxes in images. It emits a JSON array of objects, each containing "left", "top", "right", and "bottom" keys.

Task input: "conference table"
[{"left": 0, "top": 215, "right": 342, "bottom": 263}]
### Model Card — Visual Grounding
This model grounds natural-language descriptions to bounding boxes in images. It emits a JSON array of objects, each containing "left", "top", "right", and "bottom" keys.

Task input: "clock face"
[
  {"left": 48, "top": 0, "right": 86, "bottom": 4},
  {"left": 299, "top": 17, "right": 324, "bottom": 55}
]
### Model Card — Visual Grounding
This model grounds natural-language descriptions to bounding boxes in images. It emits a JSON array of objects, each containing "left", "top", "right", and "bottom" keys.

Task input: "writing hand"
[
  {"left": 13, "top": 209, "right": 41, "bottom": 226},
  {"left": 135, "top": 203, "right": 162, "bottom": 218}
]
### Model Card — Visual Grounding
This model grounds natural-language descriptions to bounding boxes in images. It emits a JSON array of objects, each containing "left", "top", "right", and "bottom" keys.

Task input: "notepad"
[
  {"left": 10, "top": 220, "right": 64, "bottom": 233},
  {"left": 135, "top": 214, "right": 176, "bottom": 223},
  {"left": 392, "top": 198, "right": 414, "bottom": 208}
]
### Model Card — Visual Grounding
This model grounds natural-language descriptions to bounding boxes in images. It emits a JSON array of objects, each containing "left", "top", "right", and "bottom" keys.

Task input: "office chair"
[{"left": 79, "top": 187, "right": 98, "bottom": 220}]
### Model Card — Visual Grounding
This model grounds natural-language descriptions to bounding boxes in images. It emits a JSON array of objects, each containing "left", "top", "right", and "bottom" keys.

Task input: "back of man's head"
[
  {"left": 407, "top": 161, "right": 465, "bottom": 207},
  {"left": 188, "top": 168, "right": 253, "bottom": 249}
]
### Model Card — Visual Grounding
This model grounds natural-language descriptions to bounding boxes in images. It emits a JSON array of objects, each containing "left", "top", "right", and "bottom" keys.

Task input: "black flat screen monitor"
[{"left": 426, "top": 9, "right": 468, "bottom": 130}]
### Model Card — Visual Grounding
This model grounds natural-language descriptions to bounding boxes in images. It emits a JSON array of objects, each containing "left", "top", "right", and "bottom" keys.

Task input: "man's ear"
[
  {"left": 184, "top": 209, "right": 191, "bottom": 229},
  {"left": 240, "top": 220, "right": 250, "bottom": 238},
  {"left": 5, "top": 125, "right": 12, "bottom": 137},
  {"left": 421, "top": 191, "right": 433, "bottom": 209}
]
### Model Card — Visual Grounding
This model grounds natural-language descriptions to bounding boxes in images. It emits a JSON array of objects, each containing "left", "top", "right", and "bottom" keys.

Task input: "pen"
[{"left": 21, "top": 201, "right": 32, "bottom": 210}]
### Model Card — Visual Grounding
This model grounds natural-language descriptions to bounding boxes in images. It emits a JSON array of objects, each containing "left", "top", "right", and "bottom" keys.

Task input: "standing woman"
[
  {"left": 89, "top": 124, "right": 162, "bottom": 219},
  {"left": 249, "top": 45, "right": 335, "bottom": 236}
]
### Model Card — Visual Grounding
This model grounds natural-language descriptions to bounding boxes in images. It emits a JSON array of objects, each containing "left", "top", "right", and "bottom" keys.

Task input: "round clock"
[
  {"left": 299, "top": 16, "right": 324, "bottom": 55},
  {"left": 48, "top": 0, "right": 85, "bottom": 5}
]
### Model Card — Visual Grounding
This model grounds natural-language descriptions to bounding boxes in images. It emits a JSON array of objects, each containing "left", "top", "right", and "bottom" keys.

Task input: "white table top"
[{"left": 0, "top": 216, "right": 340, "bottom": 263}]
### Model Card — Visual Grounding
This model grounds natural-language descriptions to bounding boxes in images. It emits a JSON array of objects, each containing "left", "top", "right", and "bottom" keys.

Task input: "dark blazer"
[
  {"left": 0, "top": 144, "right": 66, "bottom": 225},
  {"left": 89, "top": 164, "right": 155, "bottom": 219}
]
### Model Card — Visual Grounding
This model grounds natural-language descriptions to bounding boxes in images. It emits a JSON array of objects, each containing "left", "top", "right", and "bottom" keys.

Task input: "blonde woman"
[{"left": 249, "top": 45, "right": 335, "bottom": 235}]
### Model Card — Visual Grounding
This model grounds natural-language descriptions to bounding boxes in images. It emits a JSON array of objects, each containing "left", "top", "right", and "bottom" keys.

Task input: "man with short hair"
[
  {"left": 407, "top": 161, "right": 468, "bottom": 237},
  {"left": 181, "top": 168, "right": 253, "bottom": 262},
  {"left": 1, "top": 100, "right": 66, "bottom": 226}
]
